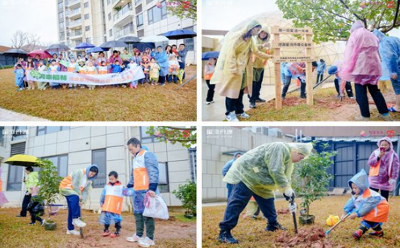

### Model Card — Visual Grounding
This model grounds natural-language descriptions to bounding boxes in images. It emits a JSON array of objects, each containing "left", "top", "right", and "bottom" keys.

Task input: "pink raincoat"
[
  {"left": 339, "top": 21, "right": 382, "bottom": 85},
  {"left": 0, "top": 167, "right": 9, "bottom": 206},
  {"left": 368, "top": 137, "right": 399, "bottom": 191}
]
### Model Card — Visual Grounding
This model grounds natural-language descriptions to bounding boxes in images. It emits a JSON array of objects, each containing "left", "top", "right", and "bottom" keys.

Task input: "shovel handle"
[{"left": 325, "top": 213, "right": 350, "bottom": 235}]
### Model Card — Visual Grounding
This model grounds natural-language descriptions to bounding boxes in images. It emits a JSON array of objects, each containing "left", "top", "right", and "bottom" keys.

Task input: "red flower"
[{"left": 183, "top": 130, "right": 190, "bottom": 138}]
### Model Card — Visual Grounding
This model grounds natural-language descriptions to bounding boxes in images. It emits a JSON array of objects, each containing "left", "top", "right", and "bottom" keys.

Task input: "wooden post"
[
  {"left": 273, "top": 27, "right": 282, "bottom": 109},
  {"left": 305, "top": 32, "right": 313, "bottom": 106}
]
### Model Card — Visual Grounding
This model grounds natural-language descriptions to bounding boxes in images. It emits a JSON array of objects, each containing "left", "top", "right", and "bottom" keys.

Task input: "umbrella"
[
  {"left": 118, "top": 36, "right": 140, "bottom": 43},
  {"left": 164, "top": 30, "right": 197, "bottom": 40},
  {"left": 99, "top": 40, "right": 128, "bottom": 48},
  {"left": 86, "top": 46, "right": 109, "bottom": 53},
  {"left": 140, "top": 35, "right": 169, "bottom": 43},
  {"left": 28, "top": 49, "right": 52, "bottom": 59},
  {"left": 4, "top": 154, "right": 39, "bottom": 167},
  {"left": 75, "top": 42, "right": 95, "bottom": 49},
  {"left": 202, "top": 51, "right": 219, "bottom": 60},
  {"left": 46, "top": 43, "right": 70, "bottom": 52},
  {"left": 3, "top": 48, "right": 28, "bottom": 56}
]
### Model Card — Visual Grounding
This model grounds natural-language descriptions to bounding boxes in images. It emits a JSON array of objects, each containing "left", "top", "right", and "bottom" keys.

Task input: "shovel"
[
  {"left": 80, "top": 226, "right": 84, "bottom": 239},
  {"left": 325, "top": 213, "right": 350, "bottom": 236},
  {"left": 289, "top": 196, "right": 298, "bottom": 234}
]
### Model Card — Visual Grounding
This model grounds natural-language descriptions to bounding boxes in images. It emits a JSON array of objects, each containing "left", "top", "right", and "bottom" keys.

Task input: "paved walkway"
[{"left": 0, "top": 107, "right": 49, "bottom": 121}]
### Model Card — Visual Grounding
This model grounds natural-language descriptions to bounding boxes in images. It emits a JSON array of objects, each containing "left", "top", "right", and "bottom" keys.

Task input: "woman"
[
  {"left": 155, "top": 46, "right": 169, "bottom": 86},
  {"left": 25, "top": 57, "right": 36, "bottom": 90},
  {"left": 204, "top": 58, "right": 217, "bottom": 104},
  {"left": 368, "top": 137, "right": 399, "bottom": 202},
  {"left": 59, "top": 164, "right": 99, "bottom": 235},
  {"left": 211, "top": 20, "right": 272, "bottom": 122},
  {"left": 108, "top": 50, "right": 122, "bottom": 73},
  {"left": 165, "top": 45, "right": 172, "bottom": 56},
  {"left": 95, "top": 52, "right": 107, "bottom": 66},
  {"left": 339, "top": 20, "right": 391, "bottom": 121},
  {"left": 132, "top": 50, "right": 142, "bottom": 65},
  {"left": 16, "top": 166, "right": 38, "bottom": 218},
  {"left": 121, "top": 48, "right": 132, "bottom": 67}
]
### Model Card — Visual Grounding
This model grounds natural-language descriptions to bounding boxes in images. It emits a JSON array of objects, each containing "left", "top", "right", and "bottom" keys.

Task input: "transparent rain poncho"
[
  {"left": 373, "top": 29, "right": 400, "bottom": 80},
  {"left": 223, "top": 142, "right": 313, "bottom": 199}
]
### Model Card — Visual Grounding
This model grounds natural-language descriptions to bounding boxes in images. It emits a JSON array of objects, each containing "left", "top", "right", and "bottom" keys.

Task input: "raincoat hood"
[
  {"left": 350, "top": 20, "right": 365, "bottom": 33},
  {"left": 377, "top": 137, "right": 394, "bottom": 151},
  {"left": 232, "top": 152, "right": 242, "bottom": 160},
  {"left": 373, "top": 29, "right": 386, "bottom": 42},
  {"left": 258, "top": 28, "right": 270, "bottom": 41},
  {"left": 86, "top": 164, "right": 99, "bottom": 181},
  {"left": 287, "top": 143, "right": 313, "bottom": 159},
  {"left": 246, "top": 20, "right": 262, "bottom": 33},
  {"left": 348, "top": 169, "right": 369, "bottom": 193}
]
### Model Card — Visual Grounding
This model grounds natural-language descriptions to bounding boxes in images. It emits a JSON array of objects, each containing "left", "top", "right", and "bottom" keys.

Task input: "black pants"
[
  {"left": 316, "top": 73, "right": 323, "bottom": 84},
  {"left": 370, "top": 187, "right": 389, "bottom": 202},
  {"left": 250, "top": 69, "right": 264, "bottom": 103},
  {"left": 29, "top": 211, "right": 43, "bottom": 224},
  {"left": 358, "top": 220, "right": 382, "bottom": 233},
  {"left": 105, "top": 222, "right": 121, "bottom": 232},
  {"left": 334, "top": 79, "right": 354, "bottom": 97},
  {"left": 206, "top": 80, "right": 215, "bottom": 102},
  {"left": 354, "top": 84, "right": 388, "bottom": 117},
  {"left": 20, "top": 193, "right": 31, "bottom": 217},
  {"left": 281, "top": 75, "right": 292, "bottom": 98},
  {"left": 300, "top": 80, "right": 306, "bottom": 97},
  {"left": 225, "top": 88, "right": 244, "bottom": 115},
  {"left": 159, "top": 75, "right": 166, "bottom": 85}
]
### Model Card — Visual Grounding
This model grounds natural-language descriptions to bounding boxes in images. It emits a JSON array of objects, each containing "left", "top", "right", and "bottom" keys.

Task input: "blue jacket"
[
  {"left": 14, "top": 68, "right": 24, "bottom": 86},
  {"left": 127, "top": 149, "right": 159, "bottom": 192},
  {"left": 154, "top": 51, "right": 169, "bottom": 77},
  {"left": 111, "top": 64, "right": 122, "bottom": 73},
  {"left": 373, "top": 29, "right": 400, "bottom": 80},
  {"left": 222, "top": 152, "right": 242, "bottom": 177},
  {"left": 317, "top": 61, "right": 326, "bottom": 73}
]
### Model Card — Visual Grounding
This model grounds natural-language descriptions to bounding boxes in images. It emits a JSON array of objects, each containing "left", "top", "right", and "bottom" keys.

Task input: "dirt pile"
[{"left": 277, "top": 208, "right": 290, "bottom": 215}]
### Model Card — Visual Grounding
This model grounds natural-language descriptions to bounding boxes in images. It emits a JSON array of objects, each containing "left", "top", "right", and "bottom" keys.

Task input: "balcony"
[
  {"left": 67, "top": 8, "right": 81, "bottom": 19},
  {"left": 67, "top": 0, "right": 81, "bottom": 8},
  {"left": 70, "top": 29, "right": 83, "bottom": 40},
  {"left": 113, "top": 4, "right": 133, "bottom": 26},
  {"left": 114, "top": 24, "right": 135, "bottom": 39},
  {"left": 112, "top": 0, "right": 127, "bottom": 9},
  {"left": 69, "top": 19, "right": 82, "bottom": 29}
]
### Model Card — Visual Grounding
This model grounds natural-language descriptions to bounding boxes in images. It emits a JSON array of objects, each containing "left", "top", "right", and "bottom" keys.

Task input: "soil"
[{"left": 277, "top": 208, "right": 290, "bottom": 215}]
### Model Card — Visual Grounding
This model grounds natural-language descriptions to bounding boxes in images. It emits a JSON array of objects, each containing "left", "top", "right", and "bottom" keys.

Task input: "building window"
[
  {"left": 107, "top": 0, "right": 111, "bottom": 5},
  {"left": 189, "top": 148, "right": 197, "bottom": 183},
  {"left": 183, "top": 26, "right": 195, "bottom": 51},
  {"left": 85, "top": 25, "right": 90, "bottom": 31},
  {"left": 108, "top": 13, "right": 111, "bottom": 21},
  {"left": 136, "top": 13, "right": 143, "bottom": 27},
  {"left": 37, "top": 126, "right": 69, "bottom": 136},
  {"left": 139, "top": 127, "right": 160, "bottom": 144},
  {"left": 135, "top": 4, "right": 142, "bottom": 14},
  {"left": 147, "top": 1, "right": 167, "bottom": 25},
  {"left": 11, "top": 126, "right": 27, "bottom": 141},
  {"left": 158, "top": 162, "right": 169, "bottom": 193},
  {"left": 58, "top": 12, "right": 64, "bottom": 20},
  {"left": 92, "top": 149, "right": 106, "bottom": 188},
  {"left": 0, "top": 127, "right": 4, "bottom": 147},
  {"left": 7, "top": 142, "right": 26, "bottom": 191},
  {"left": 86, "top": 37, "right": 91, "bottom": 43},
  {"left": 59, "top": 22, "right": 64, "bottom": 30},
  {"left": 84, "top": 14, "right": 90, "bottom": 20},
  {"left": 137, "top": 29, "right": 144, "bottom": 37},
  {"left": 43, "top": 155, "right": 68, "bottom": 178},
  {"left": 135, "top": 0, "right": 142, "bottom": 5},
  {"left": 84, "top": 2, "right": 89, "bottom": 8},
  {"left": 109, "top": 29, "right": 113, "bottom": 37}
]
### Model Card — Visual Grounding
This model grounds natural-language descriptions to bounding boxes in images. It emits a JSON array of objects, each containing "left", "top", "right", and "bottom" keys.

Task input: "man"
[
  {"left": 217, "top": 142, "right": 313, "bottom": 244},
  {"left": 222, "top": 152, "right": 242, "bottom": 199},
  {"left": 16, "top": 166, "right": 38, "bottom": 217},
  {"left": 126, "top": 138, "right": 159, "bottom": 247},
  {"left": 178, "top": 43, "right": 188, "bottom": 79}
]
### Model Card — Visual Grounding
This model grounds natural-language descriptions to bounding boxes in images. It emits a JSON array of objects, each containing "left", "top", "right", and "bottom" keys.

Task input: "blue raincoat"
[
  {"left": 14, "top": 68, "right": 24, "bottom": 88},
  {"left": 317, "top": 61, "right": 326, "bottom": 73},
  {"left": 154, "top": 51, "right": 169, "bottom": 77},
  {"left": 373, "top": 29, "right": 400, "bottom": 80}
]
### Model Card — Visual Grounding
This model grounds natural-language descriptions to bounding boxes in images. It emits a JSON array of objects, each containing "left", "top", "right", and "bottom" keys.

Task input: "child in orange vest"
[
  {"left": 341, "top": 169, "right": 389, "bottom": 240},
  {"left": 140, "top": 54, "right": 150, "bottom": 85},
  {"left": 85, "top": 60, "right": 97, "bottom": 90}
]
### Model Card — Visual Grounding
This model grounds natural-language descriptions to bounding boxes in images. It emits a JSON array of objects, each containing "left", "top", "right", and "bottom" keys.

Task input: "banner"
[{"left": 27, "top": 67, "right": 145, "bottom": 86}]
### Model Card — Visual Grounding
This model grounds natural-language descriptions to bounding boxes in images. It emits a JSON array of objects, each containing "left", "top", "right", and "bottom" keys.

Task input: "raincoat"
[
  {"left": 344, "top": 169, "right": 389, "bottom": 223},
  {"left": 222, "top": 152, "right": 242, "bottom": 176},
  {"left": 99, "top": 181, "right": 124, "bottom": 225},
  {"left": 373, "top": 29, "right": 400, "bottom": 80},
  {"left": 211, "top": 20, "right": 271, "bottom": 98},
  {"left": 317, "top": 61, "right": 326, "bottom": 73},
  {"left": 0, "top": 167, "right": 9, "bottom": 206},
  {"left": 154, "top": 50, "right": 169, "bottom": 77},
  {"left": 223, "top": 142, "right": 313, "bottom": 199},
  {"left": 25, "top": 171, "right": 39, "bottom": 194},
  {"left": 368, "top": 137, "right": 399, "bottom": 191},
  {"left": 59, "top": 164, "right": 99, "bottom": 203},
  {"left": 339, "top": 20, "right": 381, "bottom": 85},
  {"left": 14, "top": 68, "right": 24, "bottom": 87}
]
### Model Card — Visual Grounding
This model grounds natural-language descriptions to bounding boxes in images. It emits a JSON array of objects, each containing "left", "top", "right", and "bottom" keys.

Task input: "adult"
[
  {"left": 281, "top": 62, "right": 292, "bottom": 100},
  {"left": 0, "top": 167, "right": 9, "bottom": 206},
  {"left": 178, "top": 44, "right": 188, "bottom": 80},
  {"left": 368, "top": 137, "right": 399, "bottom": 202},
  {"left": 165, "top": 45, "right": 172, "bottom": 56},
  {"left": 339, "top": 21, "right": 391, "bottom": 121},
  {"left": 249, "top": 28, "right": 271, "bottom": 108},
  {"left": 25, "top": 57, "right": 36, "bottom": 90},
  {"left": 217, "top": 142, "right": 313, "bottom": 244},
  {"left": 146, "top": 47, "right": 155, "bottom": 58},
  {"left": 121, "top": 48, "right": 132, "bottom": 67},
  {"left": 96, "top": 52, "right": 107, "bottom": 66},
  {"left": 373, "top": 29, "right": 400, "bottom": 112},
  {"left": 59, "top": 53, "right": 67, "bottom": 72},
  {"left": 204, "top": 58, "right": 217, "bottom": 104},
  {"left": 221, "top": 152, "right": 242, "bottom": 199},
  {"left": 132, "top": 50, "right": 142, "bottom": 65},
  {"left": 33, "top": 54, "right": 41, "bottom": 68},
  {"left": 154, "top": 46, "right": 169, "bottom": 86},
  {"left": 125, "top": 138, "right": 159, "bottom": 247},
  {"left": 16, "top": 166, "right": 38, "bottom": 217},
  {"left": 316, "top": 59, "right": 326, "bottom": 84},
  {"left": 59, "top": 164, "right": 99, "bottom": 235},
  {"left": 108, "top": 50, "right": 122, "bottom": 73},
  {"left": 86, "top": 54, "right": 94, "bottom": 66},
  {"left": 81, "top": 51, "right": 88, "bottom": 61},
  {"left": 211, "top": 20, "right": 272, "bottom": 122}
]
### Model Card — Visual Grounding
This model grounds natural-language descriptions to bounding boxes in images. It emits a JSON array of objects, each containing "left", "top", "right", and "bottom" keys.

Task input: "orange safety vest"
[
  {"left": 59, "top": 169, "right": 87, "bottom": 192},
  {"left": 0, "top": 178, "right": 2, "bottom": 192},
  {"left": 356, "top": 188, "right": 389, "bottom": 223},
  {"left": 132, "top": 149, "right": 149, "bottom": 191},
  {"left": 102, "top": 182, "right": 124, "bottom": 214},
  {"left": 68, "top": 64, "right": 77, "bottom": 72},
  {"left": 78, "top": 67, "right": 86, "bottom": 74},
  {"left": 98, "top": 66, "right": 108, "bottom": 74}
]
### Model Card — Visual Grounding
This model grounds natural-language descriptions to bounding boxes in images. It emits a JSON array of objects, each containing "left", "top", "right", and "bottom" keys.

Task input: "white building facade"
[{"left": 0, "top": 126, "right": 196, "bottom": 211}]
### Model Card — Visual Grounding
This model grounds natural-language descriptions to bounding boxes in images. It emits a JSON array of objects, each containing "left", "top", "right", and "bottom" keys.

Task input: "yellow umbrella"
[{"left": 4, "top": 154, "right": 40, "bottom": 167}]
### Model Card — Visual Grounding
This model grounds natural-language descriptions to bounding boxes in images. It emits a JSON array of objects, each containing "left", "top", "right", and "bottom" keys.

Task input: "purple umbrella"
[{"left": 75, "top": 42, "right": 95, "bottom": 49}]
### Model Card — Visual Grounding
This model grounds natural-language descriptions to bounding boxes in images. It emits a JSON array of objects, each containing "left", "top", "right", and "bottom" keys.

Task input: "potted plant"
[
  {"left": 172, "top": 181, "right": 196, "bottom": 218},
  {"left": 36, "top": 159, "right": 63, "bottom": 231},
  {"left": 292, "top": 142, "right": 336, "bottom": 225}
]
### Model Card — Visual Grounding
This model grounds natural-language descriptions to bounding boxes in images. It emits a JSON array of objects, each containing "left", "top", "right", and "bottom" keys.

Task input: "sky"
[{"left": 0, "top": 0, "right": 58, "bottom": 47}]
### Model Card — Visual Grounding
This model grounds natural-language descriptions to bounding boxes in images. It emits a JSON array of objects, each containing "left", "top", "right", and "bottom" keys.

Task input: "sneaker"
[
  {"left": 67, "top": 229, "right": 80, "bottom": 235},
  {"left": 103, "top": 230, "right": 110, "bottom": 237},
  {"left": 206, "top": 101, "right": 212, "bottom": 105},
  {"left": 249, "top": 102, "right": 256, "bottom": 109},
  {"left": 226, "top": 112, "right": 239, "bottom": 122},
  {"left": 300, "top": 95, "right": 307, "bottom": 99},
  {"left": 353, "top": 229, "right": 363, "bottom": 240},
  {"left": 138, "top": 237, "right": 155, "bottom": 247},
  {"left": 40, "top": 220, "right": 44, "bottom": 226},
  {"left": 369, "top": 230, "right": 384, "bottom": 237},
  {"left": 126, "top": 234, "right": 142, "bottom": 243},
  {"left": 380, "top": 114, "right": 393, "bottom": 121},
  {"left": 256, "top": 98, "right": 266, "bottom": 102},
  {"left": 28, "top": 222, "right": 35, "bottom": 225},
  {"left": 110, "top": 232, "right": 119, "bottom": 238},
  {"left": 265, "top": 222, "right": 287, "bottom": 232},
  {"left": 122, "top": 85, "right": 127, "bottom": 88},
  {"left": 237, "top": 112, "right": 250, "bottom": 119},
  {"left": 72, "top": 218, "right": 86, "bottom": 228},
  {"left": 217, "top": 230, "right": 238, "bottom": 244},
  {"left": 354, "top": 116, "right": 370, "bottom": 121}
]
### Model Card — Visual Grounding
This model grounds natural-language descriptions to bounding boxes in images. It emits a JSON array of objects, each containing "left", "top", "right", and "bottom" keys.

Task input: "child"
[
  {"left": 27, "top": 186, "right": 44, "bottom": 226},
  {"left": 37, "top": 60, "right": 48, "bottom": 90},
  {"left": 48, "top": 60, "right": 60, "bottom": 89},
  {"left": 77, "top": 59, "right": 87, "bottom": 89},
  {"left": 99, "top": 171, "right": 123, "bottom": 238},
  {"left": 25, "top": 57, "right": 36, "bottom": 90},
  {"left": 204, "top": 58, "right": 216, "bottom": 104},
  {"left": 98, "top": 61, "right": 108, "bottom": 75},
  {"left": 341, "top": 169, "right": 389, "bottom": 240},
  {"left": 140, "top": 54, "right": 150, "bottom": 85},
  {"left": 60, "top": 58, "right": 78, "bottom": 89},
  {"left": 149, "top": 58, "right": 160, "bottom": 86},
  {"left": 85, "top": 60, "right": 97, "bottom": 90},
  {"left": 168, "top": 54, "right": 180, "bottom": 84},
  {"left": 111, "top": 60, "right": 122, "bottom": 87},
  {"left": 128, "top": 59, "right": 139, "bottom": 89},
  {"left": 14, "top": 64, "right": 25, "bottom": 91}
]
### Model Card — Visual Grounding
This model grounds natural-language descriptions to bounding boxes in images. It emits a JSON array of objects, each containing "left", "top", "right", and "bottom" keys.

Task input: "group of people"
[
  {"left": 13, "top": 44, "right": 188, "bottom": 91},
  {"left": 217, "top": 137, "right": 399, "bottom": 244},
  {"left": 15, "top": 137, "right": 161, "bottom": 248},
  {"left": 205, "top": 19, "right": 400, "bottom": 122}
]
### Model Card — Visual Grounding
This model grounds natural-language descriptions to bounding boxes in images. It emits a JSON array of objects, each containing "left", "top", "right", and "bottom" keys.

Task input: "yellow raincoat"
[{"left": 211, "top": 20, "right": 272, "bottom": 99}]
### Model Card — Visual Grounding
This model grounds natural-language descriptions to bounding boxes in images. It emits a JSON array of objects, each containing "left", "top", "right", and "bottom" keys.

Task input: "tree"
[
  {"left": 172, "top": 180, "right": 197, "bottom": 218},
  {"left": 164, "top": 0, "right": 197, "bottom": 20},
  {"left": 146, "top": 126, "right": 196, "bottom": 149},
  {"left": 276, "top": 0, "right": 399, "bottom": 43},
  {"left": 11, "top": 30, "right": 43, "bottom": 52}
]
